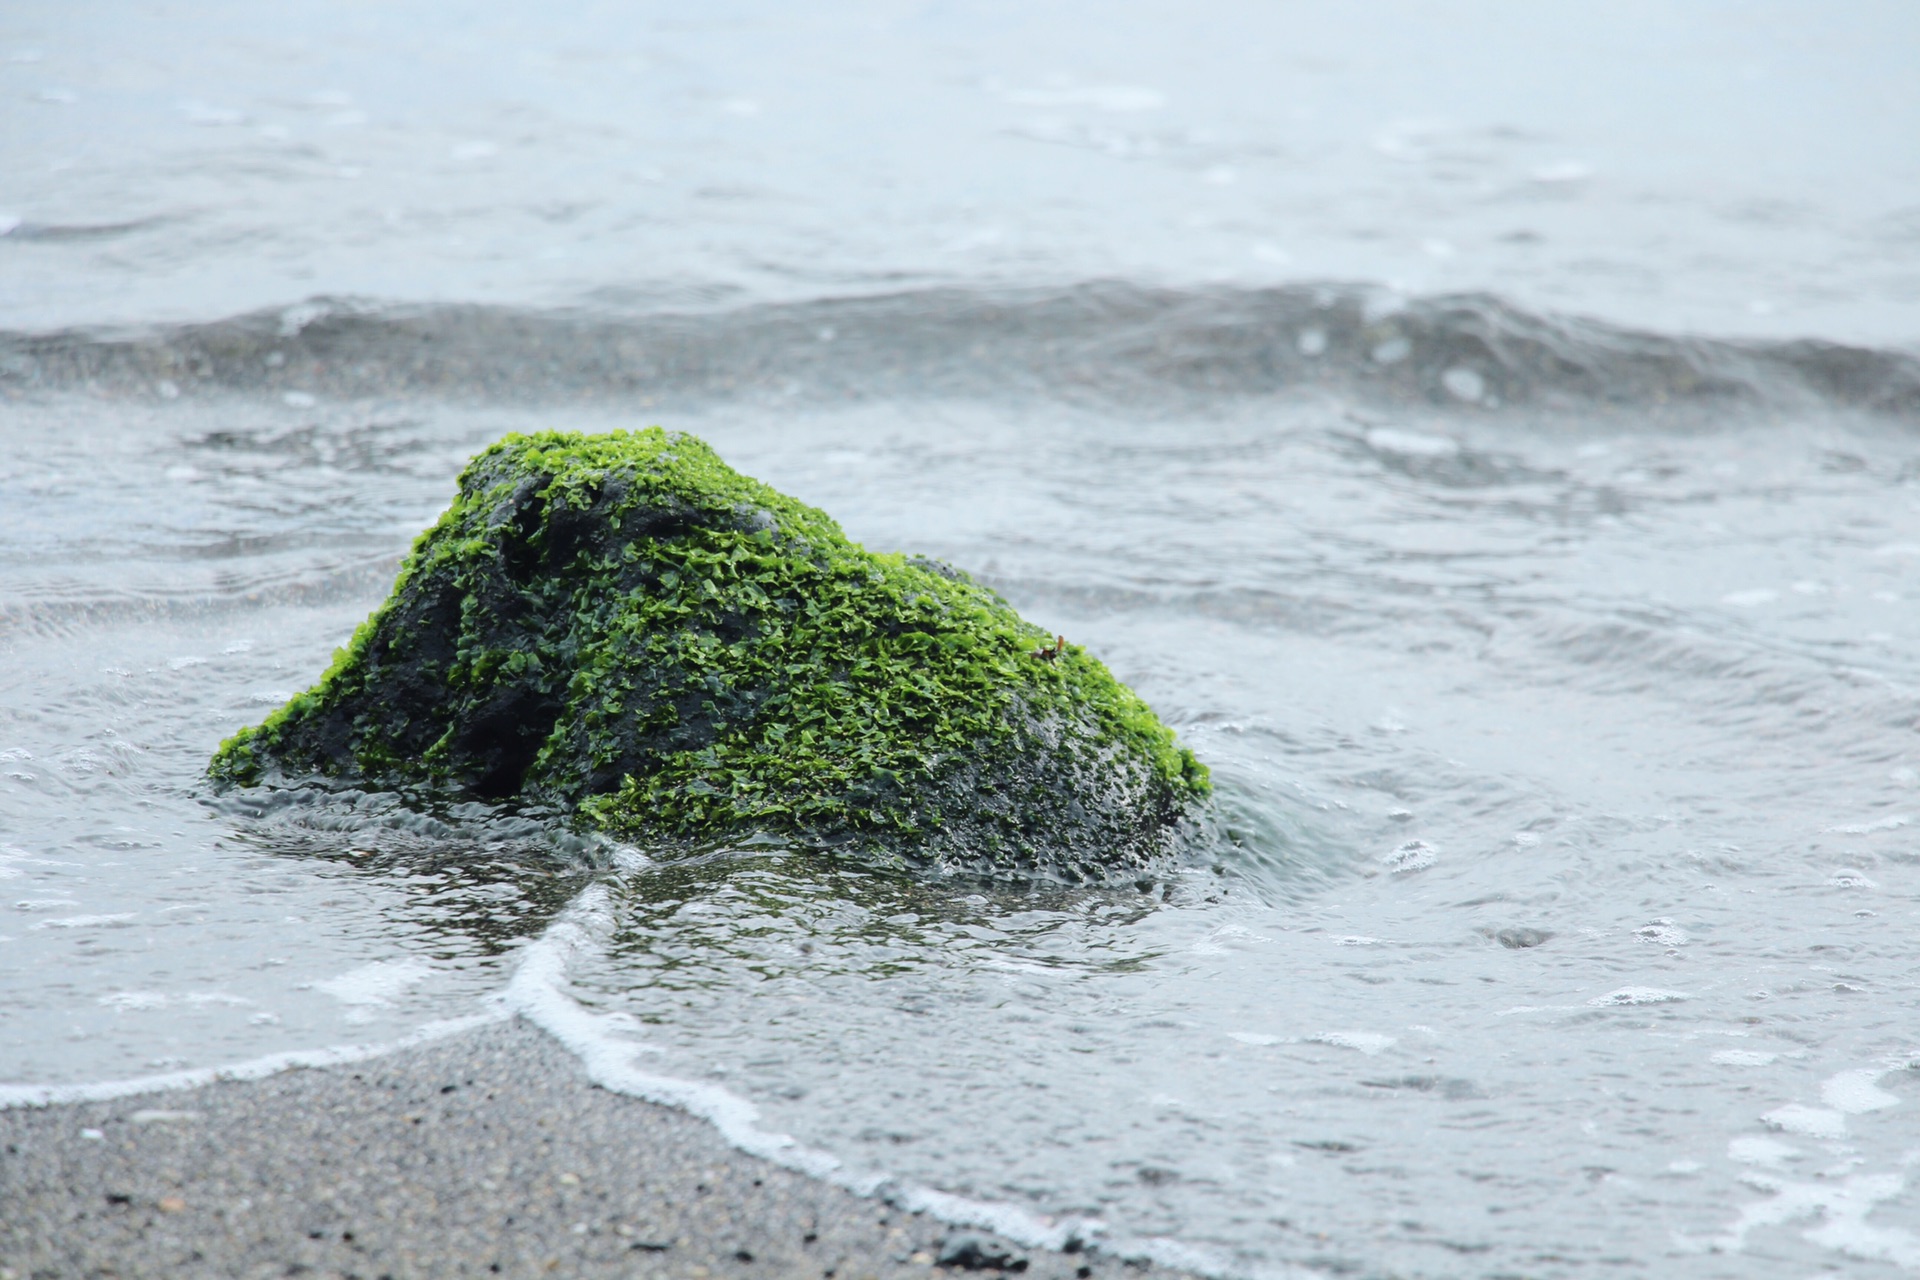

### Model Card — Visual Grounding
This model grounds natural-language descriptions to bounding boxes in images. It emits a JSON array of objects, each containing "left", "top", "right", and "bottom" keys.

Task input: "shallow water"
[{"left": 5, "top": 3, "right": 1920, "bottom": 1277}]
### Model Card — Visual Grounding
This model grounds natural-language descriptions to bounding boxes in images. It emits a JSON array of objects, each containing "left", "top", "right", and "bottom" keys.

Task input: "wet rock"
[
  {"left": 936, "top": 1233, "right": 1029, "bottom": 1272},
  {"left": 211, "top": 429, "right": 1210, "bottom": 878}
]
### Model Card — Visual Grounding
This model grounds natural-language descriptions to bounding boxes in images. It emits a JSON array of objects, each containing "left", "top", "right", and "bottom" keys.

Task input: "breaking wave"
[{"left": 5, "top": 282, "right": 1918, "bottom": 418}]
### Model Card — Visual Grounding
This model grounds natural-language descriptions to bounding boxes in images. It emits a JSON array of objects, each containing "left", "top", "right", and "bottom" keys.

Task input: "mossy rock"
[{"left": 211, "top": 429, "right": 1211, "bottom": 878}]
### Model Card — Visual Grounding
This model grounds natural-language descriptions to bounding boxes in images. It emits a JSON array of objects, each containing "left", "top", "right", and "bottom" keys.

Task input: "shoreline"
[{"left": 0, "top": 1017, "right": 1203, "bottom": 1280}]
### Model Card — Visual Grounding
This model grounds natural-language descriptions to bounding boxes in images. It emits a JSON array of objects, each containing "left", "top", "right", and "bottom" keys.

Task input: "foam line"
[
  {"left": 0, "top": 1011, "right": 507, "bottom": 1110},
  {"left": 4, "top": 884, "right": 1247, "bottom": 1275},
  {"left": 503, "top": 886, "right": 1150, "bottom": 1266},
  {"left": 495, "top": 884, "right": 838, "bottom": 1177}
]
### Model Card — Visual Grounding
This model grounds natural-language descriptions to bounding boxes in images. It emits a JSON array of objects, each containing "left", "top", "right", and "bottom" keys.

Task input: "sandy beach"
[{"left": 0, "top": 1020, "right": 1200, "bottom": 1280}]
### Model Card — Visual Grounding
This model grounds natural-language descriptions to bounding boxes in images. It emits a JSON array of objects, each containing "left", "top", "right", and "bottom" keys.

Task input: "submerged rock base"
[{"left": 212, "top": 429, "right": 1209, "bottom": 878}]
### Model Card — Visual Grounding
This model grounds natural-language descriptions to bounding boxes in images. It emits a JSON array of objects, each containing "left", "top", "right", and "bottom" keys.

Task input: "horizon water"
[{"left": 4, "top": 3, "right": 1920, "bottom": 1277}]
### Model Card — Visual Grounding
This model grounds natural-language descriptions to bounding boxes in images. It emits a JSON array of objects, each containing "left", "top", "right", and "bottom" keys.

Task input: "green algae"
[{"left": 211, "top": 429, "right": 1210, "bottom": 877}]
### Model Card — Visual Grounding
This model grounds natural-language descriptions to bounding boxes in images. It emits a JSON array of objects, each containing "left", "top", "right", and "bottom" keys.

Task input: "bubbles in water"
[
  {"left": 1633, "top": 919, "right": 1689, "bottom": 947},
  {"left": 1588, "top": 987, "right": 1689, "bottom": 1007},
  {"left": 1761, "top": 1103, "right": 1846, "bottom": 1139},
  {"left": 1382, "top": 839, "right": 1436, "bottom": 873},
  {"left": 312, "top": 958, "right": 435, "bottom": 1024},
  {"left": 1825, "top": 815, "right": 1907, "bottom": 835},
  {"left": 1295, "top": 326, "right": 1327, "bottom": 356},
  {"left": 1820, "top": 1069, "right": 1900, "bottom": 1114}
]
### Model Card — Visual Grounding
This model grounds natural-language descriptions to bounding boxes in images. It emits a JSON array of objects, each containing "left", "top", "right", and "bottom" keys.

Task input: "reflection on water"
[
  {"left": 600, "top": 850, "right": 1178, "bottom": 995},
  {"left": 219, "top": 795, "right": 600, "bottom": 959}
]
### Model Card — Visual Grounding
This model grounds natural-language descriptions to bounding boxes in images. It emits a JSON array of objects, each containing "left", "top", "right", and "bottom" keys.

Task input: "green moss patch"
[{"left": 212, "top": 429, "right": 1209, "bottom": 877}]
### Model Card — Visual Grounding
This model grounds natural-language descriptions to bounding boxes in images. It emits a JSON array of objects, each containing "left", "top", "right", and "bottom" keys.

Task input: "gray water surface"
[{"left": 4, "top": 4, "right": 1920, "bottom": 1277}]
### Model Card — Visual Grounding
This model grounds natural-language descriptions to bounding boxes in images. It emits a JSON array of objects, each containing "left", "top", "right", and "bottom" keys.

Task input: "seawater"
[{"left": 4, "top": 3, "right": 1920, "bottom": 1276}]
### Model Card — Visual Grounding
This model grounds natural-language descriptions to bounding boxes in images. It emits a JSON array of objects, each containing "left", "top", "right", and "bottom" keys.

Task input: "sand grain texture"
[{"left": 1, "top": 1021, "right": 1196, "bottom": 1280}]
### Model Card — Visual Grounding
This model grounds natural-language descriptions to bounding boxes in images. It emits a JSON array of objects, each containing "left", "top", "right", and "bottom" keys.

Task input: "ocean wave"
[{"left": 4, "top": 282, "right": 1917, "bottom": 417}]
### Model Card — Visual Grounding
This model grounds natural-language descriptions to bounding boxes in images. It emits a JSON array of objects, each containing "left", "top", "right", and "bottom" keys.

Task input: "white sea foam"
[
  {"left": 314, "top": 957, "right": 433, "bottom": 1009},
  {"left": 1588, "top": 987, "right": 1689, "bottom": 1007},
  {"left": 31, "top": 913, "right": 137, "bottom": 930},
  {"left": 1693, "top": 1170, "right": 1920, "bottom": 1268},
  {"left": 1634, "top": 919, "right": 1689, "bottom": 947},
  {"left": 100, "top": 990, "right": 251, "bottom": 1012},
  {"left": 0, "top": 1012, "right": 504, "bottom": 1109},
  {"left": 1821, "top": 1069, "right": 1900, "bottom": 1115},
  {"left": 1381, "top": 839, "right": 1437, "bottom": 873},
  {"left": 1825, "top": 815, "right": 1908, "bottom": 835},
  {"left": 1762, "top": 1103, "right": 1848, "bottom": 1140},
  {"left": 1308, "top": 1031, "right": 1395, "bottom": 1056},
  {"left": 1711, "top": 1050, "right": 1777, "bottom": 1067},
  {"left": 500, "top": 887, "right": 1115, "bottom": 1256}
]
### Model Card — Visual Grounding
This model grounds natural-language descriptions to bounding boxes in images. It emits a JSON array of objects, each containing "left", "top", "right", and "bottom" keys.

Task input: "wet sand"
[{"left": 0, "top": 1020, "right": 1198, "bottom": 1280}]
